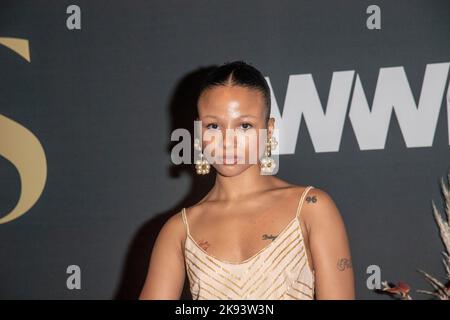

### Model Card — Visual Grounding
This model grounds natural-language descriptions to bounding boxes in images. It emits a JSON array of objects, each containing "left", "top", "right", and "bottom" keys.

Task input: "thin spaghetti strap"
[
  {"left": 181, "top": 207, "right": 191, "bottom": 236},
  {"left": 295, "top": 185, "right": 315, "bottom": 219}
]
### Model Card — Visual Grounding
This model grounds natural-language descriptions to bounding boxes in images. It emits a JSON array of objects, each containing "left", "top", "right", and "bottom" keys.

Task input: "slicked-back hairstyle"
[{"left": 197, "top": 60, "right": 271, "bottom": 122}]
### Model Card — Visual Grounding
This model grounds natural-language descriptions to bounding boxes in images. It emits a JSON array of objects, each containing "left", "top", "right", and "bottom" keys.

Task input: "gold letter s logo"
[{"left": 0, "top": 37, "right": 47, "bottom": 224}]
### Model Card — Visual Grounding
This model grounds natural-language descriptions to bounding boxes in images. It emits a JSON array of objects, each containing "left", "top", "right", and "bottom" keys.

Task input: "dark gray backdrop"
[{"left": 0, "top": 0, "right": 449, "bottom": 299}]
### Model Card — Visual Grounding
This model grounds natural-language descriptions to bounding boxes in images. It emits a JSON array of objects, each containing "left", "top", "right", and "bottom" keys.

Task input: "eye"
[
  {"left": 206, "top": 123, "right": 219, "bottom": 130},
  {"left": 239, "top": 123, "right": 253, "bottom": 130}
]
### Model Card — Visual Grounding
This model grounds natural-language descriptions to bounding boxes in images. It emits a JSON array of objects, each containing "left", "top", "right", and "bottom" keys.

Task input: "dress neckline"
[{"left": 185, "top": 215, "right": 301, "bottom": 265}]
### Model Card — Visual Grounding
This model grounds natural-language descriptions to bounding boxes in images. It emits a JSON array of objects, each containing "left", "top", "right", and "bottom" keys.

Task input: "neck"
[{"left": 209, "top": 164, "right": 276, "bottom": 202}]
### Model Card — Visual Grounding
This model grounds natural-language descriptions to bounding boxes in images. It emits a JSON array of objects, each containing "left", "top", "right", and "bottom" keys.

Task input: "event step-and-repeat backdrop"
[{"left": 1, "top": 1, "right": 449, "bottom": 299}]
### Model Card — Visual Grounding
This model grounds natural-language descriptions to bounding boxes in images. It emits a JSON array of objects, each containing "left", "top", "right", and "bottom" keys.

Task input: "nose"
[{"left": 222, "top": 128, "right": 236, "bottom": 156}]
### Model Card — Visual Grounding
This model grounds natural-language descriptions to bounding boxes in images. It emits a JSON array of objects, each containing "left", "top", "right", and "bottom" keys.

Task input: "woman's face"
[{"left": 197, "top": 85, "right": 274, "bottom": 177}]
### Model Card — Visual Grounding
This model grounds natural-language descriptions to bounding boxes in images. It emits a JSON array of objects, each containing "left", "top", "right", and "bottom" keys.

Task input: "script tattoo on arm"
[{"left": 337, "top": 257, "right": 352, "bottom": 271}]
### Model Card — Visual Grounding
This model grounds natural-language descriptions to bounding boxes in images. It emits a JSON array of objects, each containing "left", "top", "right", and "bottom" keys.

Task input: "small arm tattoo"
[
  {"left": 198, "top": 239, "right": 210, "bottom": 251},
  {"left": 337, "top": 258, "right": 352, "bottom": 271},
  {"left": 262, "top": 234, "right": 277, "bottom": 241},
  {"left": 306, "top": 195, "right": 317, "bottom": 203}
]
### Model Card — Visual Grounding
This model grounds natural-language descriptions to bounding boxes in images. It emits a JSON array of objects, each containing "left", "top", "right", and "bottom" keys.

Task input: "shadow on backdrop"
[{"left": 113, "top": 65, "right": 218, "bottom": 299}]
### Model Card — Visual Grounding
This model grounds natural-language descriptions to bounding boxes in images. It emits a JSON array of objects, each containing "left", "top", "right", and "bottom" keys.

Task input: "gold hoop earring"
[
  {"left": 194, "top": 138, "right": 210, "bottom": 175},
  {"left": 260, "top": 136, "right": 277, "bottom": 174}
]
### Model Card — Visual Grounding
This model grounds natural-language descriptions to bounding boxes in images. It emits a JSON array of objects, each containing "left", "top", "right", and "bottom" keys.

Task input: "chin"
[{"left": 214, "top": 164, "right": 252, "bottom": 177}]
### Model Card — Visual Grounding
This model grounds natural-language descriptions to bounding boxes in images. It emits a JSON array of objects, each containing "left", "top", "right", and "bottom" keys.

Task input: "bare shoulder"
[
  {"left": 175, "top": 196, "right": 214, "bottom": 230},
  {"left": 305, "top": 186, "right": 337, "bottom": 208},
  {"left": 283, "top": 183, "right": 321, "bottom": 202},
  {"left": 282, "top": 184, "right": 343, "bottom": 227},
  {"left": 156, "top": 209, "right": 188, "bottom": 248},
  {"left": 301, "top": 187, "right": 345, "bottom": 230}
]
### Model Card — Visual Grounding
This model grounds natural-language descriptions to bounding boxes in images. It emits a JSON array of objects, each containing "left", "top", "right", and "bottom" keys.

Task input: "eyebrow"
[{"left": 203, "top": 115, "right": 258, "bottom": 119}]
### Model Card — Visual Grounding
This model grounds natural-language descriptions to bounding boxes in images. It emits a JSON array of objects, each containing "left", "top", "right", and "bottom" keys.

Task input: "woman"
[{"left": 139, "top": 61, "right": 355, "bottom": 299}]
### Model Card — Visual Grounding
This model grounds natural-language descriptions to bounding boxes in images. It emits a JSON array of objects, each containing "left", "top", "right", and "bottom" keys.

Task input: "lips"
[{"left": 223, "top": 156, "right": 242, "bottom": 164}]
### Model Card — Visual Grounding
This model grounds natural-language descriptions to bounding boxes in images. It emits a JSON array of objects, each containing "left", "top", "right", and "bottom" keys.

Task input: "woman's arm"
[
  {"left": 139, "top": 212, "right": 186, "bottom": 299},
  {"left": 307, "top": 189, "right": 355, "bottom": 299}
]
